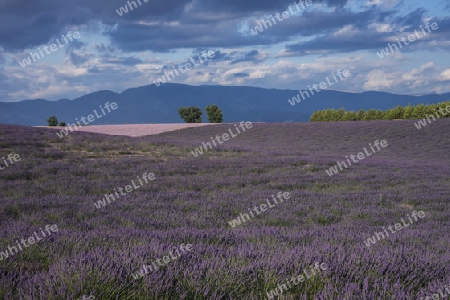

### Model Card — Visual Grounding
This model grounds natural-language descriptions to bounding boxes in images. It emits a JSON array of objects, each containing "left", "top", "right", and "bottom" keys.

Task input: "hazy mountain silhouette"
[{"left": 1, "top": 84, "right": 449, "bottom": 125}]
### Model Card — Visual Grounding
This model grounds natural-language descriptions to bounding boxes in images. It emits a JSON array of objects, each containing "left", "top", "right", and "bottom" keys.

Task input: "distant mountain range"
[{"left": 1, "top": 84, "right": 449, "bottom": 125}]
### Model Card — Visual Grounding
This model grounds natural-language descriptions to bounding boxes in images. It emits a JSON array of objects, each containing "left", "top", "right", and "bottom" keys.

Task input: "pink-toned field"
[{"left": 41, "top": 123, "right": 216, "bottom": 137}]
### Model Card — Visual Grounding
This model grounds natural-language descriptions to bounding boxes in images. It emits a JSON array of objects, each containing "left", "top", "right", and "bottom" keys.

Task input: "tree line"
[
  {"left": 178, "top": 105, "right": 222, "bottom": 123},
  {"left": 309, "top": 100, "right": 450, "bottom": 122},
  {"left": 47, "top": 104, "right": 223, "bottom": 126}
]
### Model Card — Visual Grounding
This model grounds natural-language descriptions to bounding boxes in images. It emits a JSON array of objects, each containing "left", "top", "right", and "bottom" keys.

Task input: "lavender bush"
[{"left": 0, "top": 120, "right": 449, "bottom": 299}]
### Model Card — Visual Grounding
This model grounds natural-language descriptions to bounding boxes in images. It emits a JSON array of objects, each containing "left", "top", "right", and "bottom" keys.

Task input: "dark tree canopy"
[
  {"left": 205, "top": 105, "right": 223, "bottom": 123},
  {"left": 47, "top": 116, "right": 58, "bottom": 126},
  {"left": 178, "top": 107, "right": 203, "bottom": 123}
]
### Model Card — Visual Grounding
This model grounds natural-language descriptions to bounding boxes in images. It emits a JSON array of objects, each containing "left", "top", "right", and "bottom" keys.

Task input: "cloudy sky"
[{"left": 0, "top": 0, "right": 449, "bottom": 102}]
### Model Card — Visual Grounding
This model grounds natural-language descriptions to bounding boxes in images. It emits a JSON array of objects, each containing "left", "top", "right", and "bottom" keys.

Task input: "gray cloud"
[
  {"left": 233, "top": 72, "right": 249, "bottom": 78},
  {"left": 0, "top": 0, "right": 352, "bottom": 53},
  {"left": 0, "top": 0, "right": 448, "bottom": 102}
]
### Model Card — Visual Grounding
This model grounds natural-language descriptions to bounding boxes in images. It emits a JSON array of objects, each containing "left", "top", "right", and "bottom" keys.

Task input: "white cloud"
[
  {"left": 364, "top": 62, "right": 447, "bottom": 93},
  {"left": 368, "top": 23, "right": 394, "bottom": 33},
  {"left": 364, "top": 69, "right": 395, "bottom": 90},
  {"left": 440, "top": 69, "right": 450, "bottom": 81},
  {"left": 365, "top": 0, "right": 399, "bottom": 9},
  {"left": 333, "top": 25, "right": 357, "bottom": 37},
  {"left": 1, "top": 47, "right": 449, "bottom": 102}
]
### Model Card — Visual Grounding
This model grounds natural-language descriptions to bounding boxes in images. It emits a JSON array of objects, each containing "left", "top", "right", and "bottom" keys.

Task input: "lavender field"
[{"left": 1, "top": 120, "right": 450, "bottom": 300}]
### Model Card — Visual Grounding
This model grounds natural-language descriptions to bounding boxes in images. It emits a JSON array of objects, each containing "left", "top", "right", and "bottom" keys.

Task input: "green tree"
[
  {"left": 375, "top": 109, "right": 384, "bottom": 120},
  {"left": 363, "top": 109, "right": 377, "bottom": 120},
  {"left": 336, "top": 108, "right": 345, "bottom": 121},
  {"left": 356, "top": 109, "right": 365, "bottom": 120},
  {"left": 327, "top": 108, "right": 343, "bottom": 121},
  {"left": 58, "top": 121, "right": 66, "bottom": 127},
  {"left": 384, "top": 105, "right": 404, "bottom": 120},
  {"left": 439, "top": 101, "right": 450, "bottom": 118},
  {"left": 424, "top": 104, "right": 437, "bottom": 118},
  {"left": 413, "top": 104, "right": 426, "bottom": 119},
  {"left": 47, "top": 116, "right": 58, "bottom": 126},
  {"left": 205, "top": 104, "right": 223, "bottom": 123},
  {"left": 394, "top": 105, "right": 405, "bottom": 119},
  {"left": 403, "top": 104, "right": 414, "bottom": 119},
  {"left": 342, "top": 111, "right": 357, "bottom": 121},
  {"left": 323, "top": 109, "right": 337, "bottom": 121},
  {"left": 178, "top": 107, "right": 203, "bottom": 123},
  {"left": 309, "top": 110, "right": 322, "bottom": 122}
]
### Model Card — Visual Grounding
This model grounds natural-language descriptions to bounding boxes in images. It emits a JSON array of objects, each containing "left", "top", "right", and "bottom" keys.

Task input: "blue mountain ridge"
[{"left": 1, "top": 83, "right": 449, "bottom": 125}]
